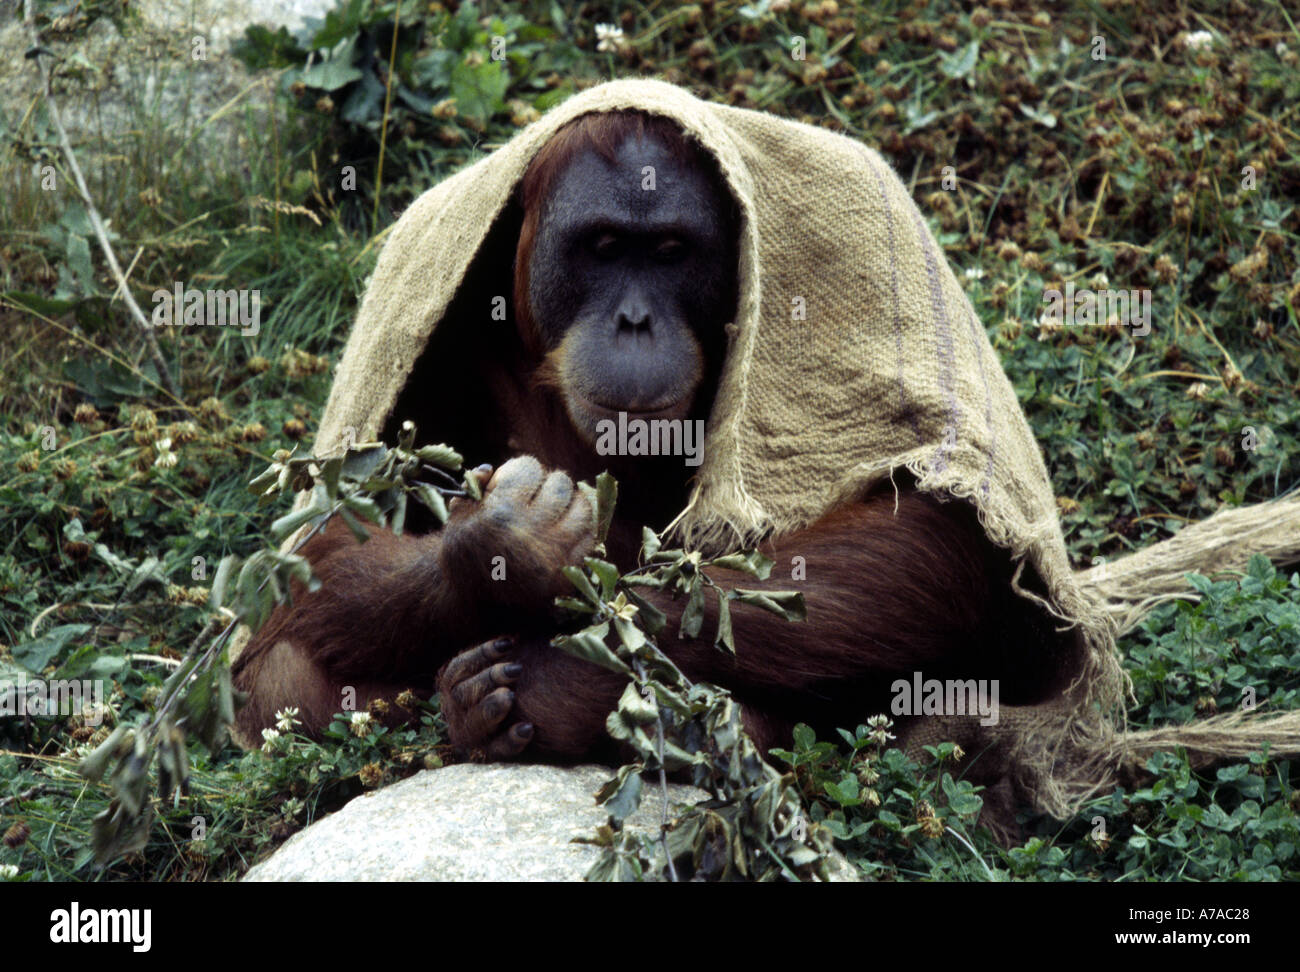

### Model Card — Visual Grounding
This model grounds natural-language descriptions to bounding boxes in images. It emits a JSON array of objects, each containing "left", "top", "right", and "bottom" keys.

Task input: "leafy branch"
[
  {"left": 557, "top": 475, "right": 835, "bottom": 881},
  {"left": 76, "top": 421, "right": 472, "bottom": 863}
]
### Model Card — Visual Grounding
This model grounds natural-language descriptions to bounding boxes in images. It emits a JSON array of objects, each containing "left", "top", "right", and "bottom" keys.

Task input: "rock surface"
[
  {"left": 243, "top": 763, "right": 707, "bottom": 882},
  {"left": 1, "top": 0, "right": 331, "bottom": 172},
  {"left": 135, "top": 0, "right": 338, "bottom": 54},
  {"left": 243, "top": 763, "right": 861, "bottom": 881}
]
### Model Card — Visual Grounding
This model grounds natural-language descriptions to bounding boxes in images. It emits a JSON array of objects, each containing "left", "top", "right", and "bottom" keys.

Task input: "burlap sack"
[{"left": 276, "top": 78, "right": 1300, "bottom": 825}]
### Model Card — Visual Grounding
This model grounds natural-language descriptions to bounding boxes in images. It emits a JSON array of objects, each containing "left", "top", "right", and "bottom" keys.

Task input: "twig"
[
  {"left": 22, "top": 0, "right": 181, "bottom": 401},
  {"left": 634, "top": 659, "right": 679, "bottom": 883},
  {"left": 126, "top": 653, "right": 183, "bottom": 668},
  {"left": 0, "top": 783, "right": 49, "bottom": 810},
  {"left": 1138, "top": 370, "right": 1221, "bottom": 382},
  {"left": 372, "top": 1, "right": 401, "bottom": 233}
]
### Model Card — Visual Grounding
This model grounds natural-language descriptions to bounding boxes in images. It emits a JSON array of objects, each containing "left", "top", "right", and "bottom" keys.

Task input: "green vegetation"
[{"left": 1, "top": 0, "right": 1296, "bottom": 881}]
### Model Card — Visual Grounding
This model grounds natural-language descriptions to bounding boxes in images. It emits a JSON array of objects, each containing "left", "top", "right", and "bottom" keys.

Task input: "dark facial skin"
[{"left": 526, "top": 135, "right": 738, "bottom": 445}]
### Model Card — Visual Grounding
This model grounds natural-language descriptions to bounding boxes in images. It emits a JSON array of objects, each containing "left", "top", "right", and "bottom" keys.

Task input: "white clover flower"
[
  {"left": 595, "top": 23, "right": 626, "bottom": 53},
  {"left": 1183, "top": 30, "right": 1214, "bottom": 51},
  {"left": 260, "top": 727, "right": 281, "bottom": 753},
  {"left": 1089, "top": 271, "right": 1109, "bottom": 289},
  {"left": 153, "top": 436, "right": 177, "bottom": 468},
  {"left": 0, "top": 865, "right": 19, "bottom": 880},
  {"left": 349, "top": 711, "right": 374, "bottom": 737},
  {"left": 1276, "top": 41, "right": 1289, "bottom": 56},
  {"left": 275, "top": 706, "right": 301, "bottom": 732},
  {"left": 964, "top": 266, "right": 986, "bottom": 281}
]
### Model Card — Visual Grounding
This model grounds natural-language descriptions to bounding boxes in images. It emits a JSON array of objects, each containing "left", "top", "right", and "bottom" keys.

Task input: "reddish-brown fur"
[{"left": 232, "top": 113, "right": 1070, "bottom": 760}]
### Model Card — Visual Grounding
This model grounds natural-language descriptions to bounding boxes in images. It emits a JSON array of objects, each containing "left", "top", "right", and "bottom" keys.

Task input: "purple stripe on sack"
[
  {"left": 868, "top": 155, "right": 923, "bottom": 445},
  {"left": 963, "top": 302, "right": 996, "bottom": 498},
  {"left": 909, "top": 209, "right": 961, "bottom": 473}
]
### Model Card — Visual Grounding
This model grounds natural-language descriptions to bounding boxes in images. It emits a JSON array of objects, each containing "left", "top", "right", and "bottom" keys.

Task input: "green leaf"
[
  {"left": 270, "top": 502, "right": 327, "bottom": 542},
  {"left": 940, "top": 773, "right": 984, "bottom": 815},
  {"left": 108, "top": 734, "right": 150, "bottom": 817},
  {"left": 640, "top": 526, "right": 661, "bottom": 560},
  {"left": 555, "top": 597, "right": 597, "bottom": 615},
  {"left": 665, "top": 814, "right": 702, "bottom": 864},
  {"left": 13, "top": 624, "right": 91, "bottom": 672},
  {"left": 732, "top": 589, "right": 807, "bottom": 622},
  {"left": 679, "top": 577, "right": 705, "bottom": 639},
  {"left": 413, "top": 48, "right": 458, "bottom": 88},
  {"left": 605, "top": 710, "right": 653, "bottom": 753},
  {"left": 321, "top": 456, "right": 343, "bottom": 499},
  {"left": 613, "top": 615, "right": 646, "bottom": 651},
  {"left": 64, "top": 232, "right": 95, "bottom": 295},
  {"left": 617, "top": 682, "right": 659, "bottom": 725},
  {"left": 340, "top": 444, "right": 387, "bottom": 480},
  {"left": 176, "top": 666, "right": 233, "bottom": 752},
  {"left": 554, "top": 625, "right": 630, "bottom": 676},
  {"left": 792, "top": 723, "right": 816, "bottom": 751},
  {"left": 449, "top": 58, "right": 509, "bottom": 122},
  {"left": 707, "top": 550, "right": 774, "bottom": 580},
  {"left": 585, "top": 557, "right": 619, "bottom": 600},
  {"left": 595, "top": 764, "right": 646, "bottom": 824},
  {"left": 623, "top": 588, "right": 667, "bottom": 636},
  {"left": 824, "top": 776, "right": 861, "bottom": 806},
  {"left": 78, "top": 726, "right": 133, "bottom": 782},
  {"left": 714, "top": 589, "right": 735, "bottom": 653},
  {"left": 462, "top": 467, "right": 483, "bottom": 501},
  {"left": 413, "top": 483, "right": 449, "bottom": 524},
  {"left": 125, "top": 555, "right": 166, "bottom": 595},
  {"left": 592, "top": 472, "right": 617, "bottom": 546},
  {"left": 391, "top": 490, "right": 408, "bottom": 535},
  {"left": 338, "top": 508, "right": 370, "bottom": 544},
  {"left": 209, "top": 554, "right": 236, "bottom": 610},
  {"left": 562, "top": 565, "right": 603, "bottom": 607},
  {"left": 247, "top": 466, "right": 280, "bottom": 495},
  {"left": 605, "top": 771, "right": 644, "bottom": 824},
  {"left": 62, "top": 356, "right": 146, "bottom": 402},
  {"left": 232, "top": 23, "right": 305, "bottom": 69},
  {"left": 297, "top": 36, "right": 364, "bottom": 91},
  {"left": 340, "top": 71, "right": 387, "bottom": 126},
  {"left": 341, "top": 494, "right": 383, "bottom": 524},
  {"left": 1246, "top": 554, "right": 1274, "bottom": 583},
  {"left": 415, "top": 444, "right": 463, "bottom": 469},
  {"left": 90, "top": 799, "right": 154, "bottom": 864}
]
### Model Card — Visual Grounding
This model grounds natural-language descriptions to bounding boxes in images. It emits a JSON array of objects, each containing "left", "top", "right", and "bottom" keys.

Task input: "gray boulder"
[{"left": 243, "top": 763, "right": 861, "bottom": 881}]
